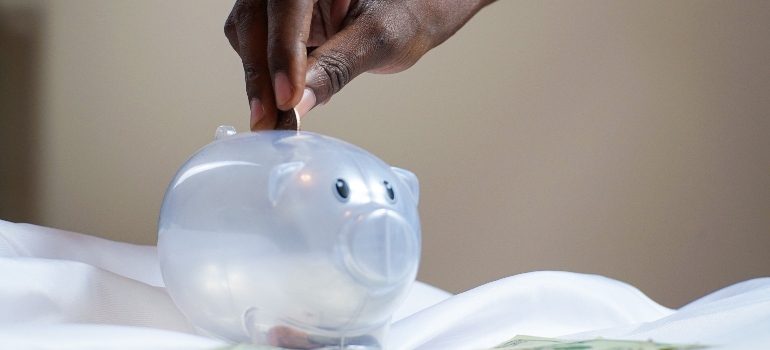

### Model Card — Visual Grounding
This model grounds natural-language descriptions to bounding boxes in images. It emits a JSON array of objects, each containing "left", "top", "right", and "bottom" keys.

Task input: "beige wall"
[{"left": 3, "top": 0, "right": 769, "bottom": 308}]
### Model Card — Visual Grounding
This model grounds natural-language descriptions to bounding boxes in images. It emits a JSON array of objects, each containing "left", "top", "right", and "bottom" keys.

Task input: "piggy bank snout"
[{"left": 340, "top": 208, "right": 419, "bottom": 286}]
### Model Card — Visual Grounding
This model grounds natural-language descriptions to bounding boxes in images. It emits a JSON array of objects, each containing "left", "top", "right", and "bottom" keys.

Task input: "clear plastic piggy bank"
[{"left": 158, "top": 126, "right": 421, "bottom": 349}]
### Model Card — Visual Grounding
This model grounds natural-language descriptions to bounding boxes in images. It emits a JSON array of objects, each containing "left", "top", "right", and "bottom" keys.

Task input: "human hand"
[{"left": 225, "top": 0, "right": 495, "bottom": 130}]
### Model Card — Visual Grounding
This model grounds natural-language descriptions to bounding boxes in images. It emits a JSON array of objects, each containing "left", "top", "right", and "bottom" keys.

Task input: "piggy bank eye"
[
  {"left": 384, "top": 181, "right": 396, "bottom": 203},
  {"left": 334, "top": 179, "right": 350, "bottom": 202}
]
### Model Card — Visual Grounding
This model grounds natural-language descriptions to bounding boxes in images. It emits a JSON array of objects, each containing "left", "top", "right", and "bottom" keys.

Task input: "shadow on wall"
[{"left": 0, "top": 4, "right": 42, "bottom": 224}]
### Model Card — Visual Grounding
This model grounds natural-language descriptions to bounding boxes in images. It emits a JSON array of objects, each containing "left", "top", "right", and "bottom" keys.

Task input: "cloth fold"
[{"left": 1, "top": 220, "right": 768, "bottom": 349}]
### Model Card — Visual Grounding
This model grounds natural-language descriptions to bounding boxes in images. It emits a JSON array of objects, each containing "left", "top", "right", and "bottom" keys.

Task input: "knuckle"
[
  {"left": 316, "top": 53, "right": 354, "bottom": 96},
  {"left": 242, "top": 63, "right": 262, "bottom": 84},
  {"left": 363, "top": 11, "right": 417, "bottom": 60},
  {"left": 267, "top": 36, "right": 296, "bottom": 57},
  {"left": 224, "top": 16, "right": 237, "bottom": 38},
  {"left": 231, "top": 0, "right": 262, "bottom": 23},
  {"left": 367, "top": 17, "right": 398, "bottom": 51}
]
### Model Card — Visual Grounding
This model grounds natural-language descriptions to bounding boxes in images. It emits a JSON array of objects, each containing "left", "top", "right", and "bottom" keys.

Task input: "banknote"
[{"left": 491, "top": 335, "right": 710, "bottom": 350}]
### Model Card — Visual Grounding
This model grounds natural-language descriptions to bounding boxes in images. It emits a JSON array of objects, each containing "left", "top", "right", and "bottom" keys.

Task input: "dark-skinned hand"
[{"left": 225, "top": 0, "right": 495, "bottom": 130}]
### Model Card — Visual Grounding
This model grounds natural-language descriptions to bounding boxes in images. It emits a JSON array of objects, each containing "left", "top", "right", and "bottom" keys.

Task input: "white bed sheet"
[{"left": 1, "top": 220, "right": 768, "bottom": 349}]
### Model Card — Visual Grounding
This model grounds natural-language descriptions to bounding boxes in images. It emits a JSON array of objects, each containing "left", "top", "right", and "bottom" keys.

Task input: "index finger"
[
  {"left": 267, "top": 0, "right": 315, "bottom": 111},
  {"left": 228, "top": 0, "right": 280, "bottom": 130}
]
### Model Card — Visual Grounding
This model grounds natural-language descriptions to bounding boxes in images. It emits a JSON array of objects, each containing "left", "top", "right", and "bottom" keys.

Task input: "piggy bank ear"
[
  {"left": 391, "top": 167, "right": 419, "bottom": 205},
  {"left": 268, "top": 161, "right": 305, "bottom": 206}
]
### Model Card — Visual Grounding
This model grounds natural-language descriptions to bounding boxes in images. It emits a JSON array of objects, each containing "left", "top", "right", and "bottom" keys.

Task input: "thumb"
[{"left": 302, "top": 12, "right": 410, "bottom": 110}]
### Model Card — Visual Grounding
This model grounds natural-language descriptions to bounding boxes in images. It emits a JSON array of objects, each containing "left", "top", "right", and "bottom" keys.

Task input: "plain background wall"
[{"left": 1, "top": 0, "right": 768, "bottom": 308}]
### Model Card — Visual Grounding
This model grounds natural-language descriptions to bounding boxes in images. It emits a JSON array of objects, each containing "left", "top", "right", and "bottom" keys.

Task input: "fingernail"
[
  {"left": 273, "top": 72, "right": 293, "bottom": 107},
  {"left": 295, "top": 88, "right": 316, "bottom": 118},
  {"left": 250, "top": 98, "right": 264, "bottom": 130}
]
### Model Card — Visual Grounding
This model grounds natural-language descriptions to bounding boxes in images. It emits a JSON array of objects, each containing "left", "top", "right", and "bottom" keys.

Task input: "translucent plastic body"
[{"left": 158, "top": 127, "right": 421, "bottom": 349}]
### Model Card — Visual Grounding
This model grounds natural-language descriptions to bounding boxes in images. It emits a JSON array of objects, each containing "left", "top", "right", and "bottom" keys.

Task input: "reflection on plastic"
[{"left": 158, "top": 127, "right": 422, "bottom": 349}]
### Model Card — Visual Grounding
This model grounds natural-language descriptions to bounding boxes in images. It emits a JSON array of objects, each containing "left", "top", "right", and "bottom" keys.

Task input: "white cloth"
[{"left": 1, "top": 219, "right": 768, "bottom": 349}]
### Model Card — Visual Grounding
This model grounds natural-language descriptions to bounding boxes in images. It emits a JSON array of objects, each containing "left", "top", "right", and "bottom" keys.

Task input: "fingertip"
[
  {"left": 273, "top": 71, "right": 294, "bottom": 109},
  {"left": 249, "top": 98, "right": 278, "bottom": 131},
  {"left": 250, "top": 114, "right": 278, "bottom": 131},
  {"left": 303, "top": 61, "right": 327, "bottom": 106},
  {"left": 249, "top": 98, "right": 264, "bottom": 130},
  {"left": 296, "top": 88, "right": 316, "bottom": 118}
]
